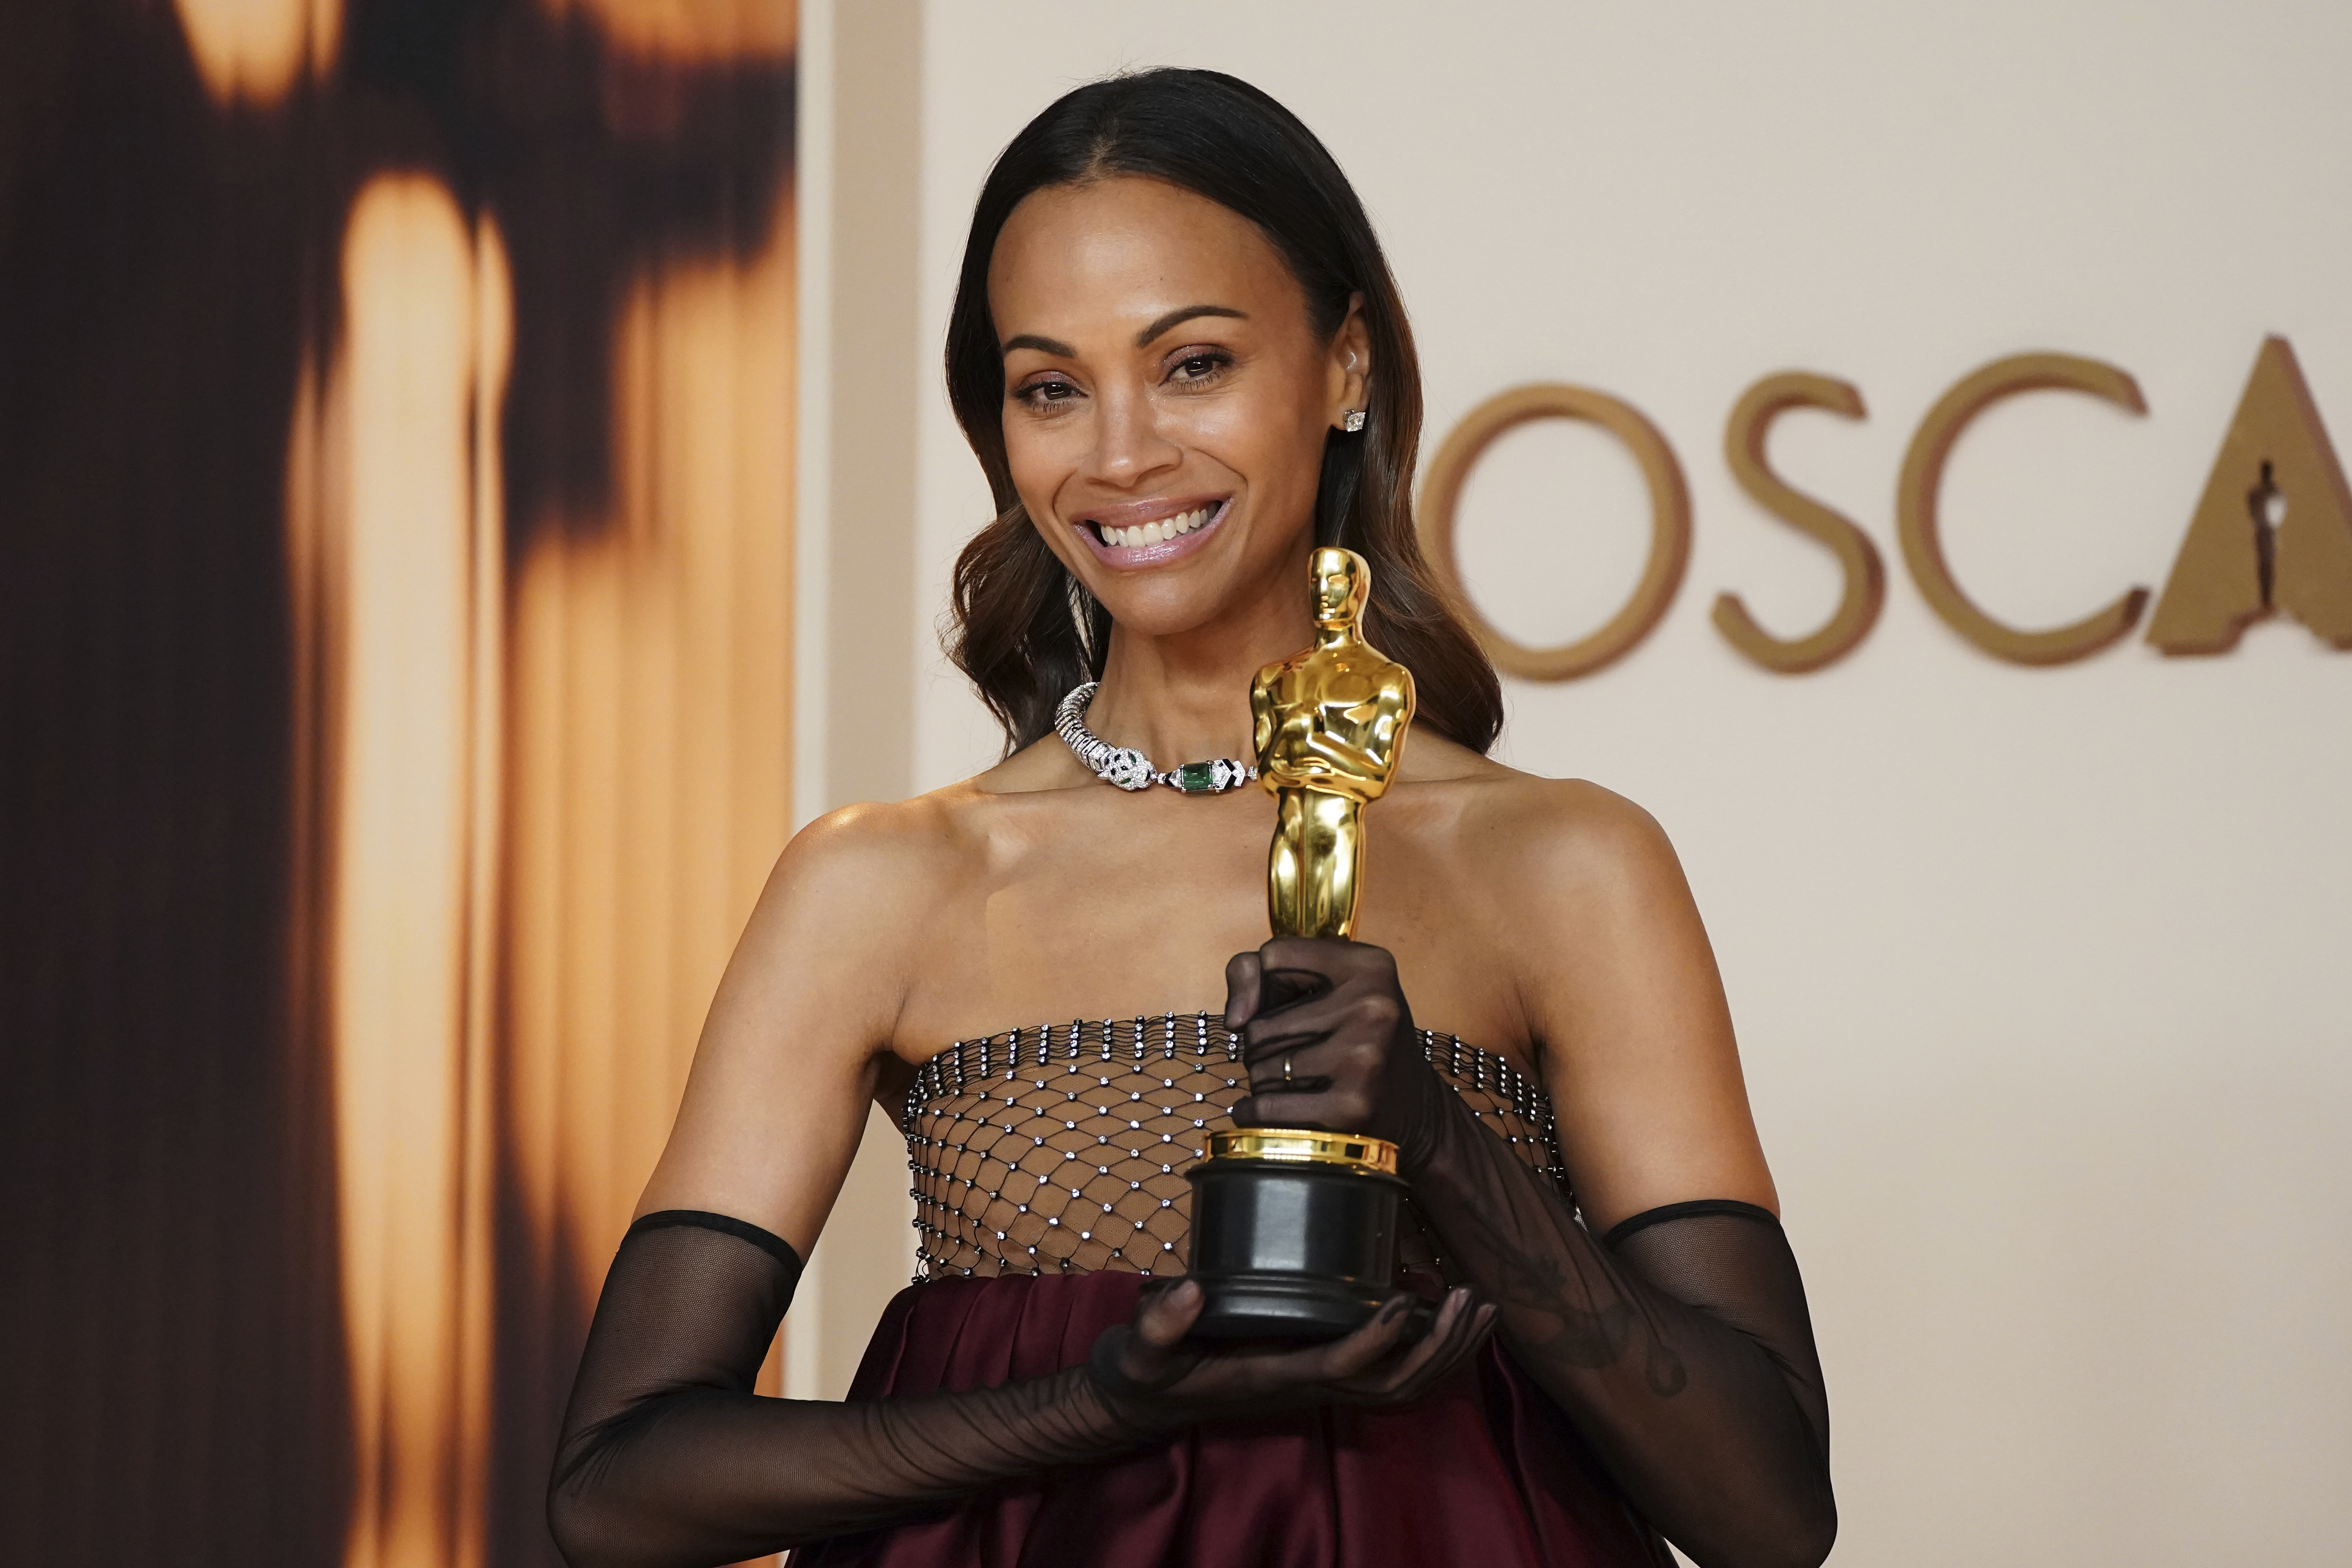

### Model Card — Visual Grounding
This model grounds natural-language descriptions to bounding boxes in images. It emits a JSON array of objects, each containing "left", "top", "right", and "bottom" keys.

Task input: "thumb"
[
  {"left": 1133, "top": 1278, "right": 1205, "bottom": 1348},
  {"left": 1223, "top": 951, "right": 1266, "bottom": 1031}
]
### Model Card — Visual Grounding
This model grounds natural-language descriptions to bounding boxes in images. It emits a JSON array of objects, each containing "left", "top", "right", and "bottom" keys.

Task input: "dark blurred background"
[{"left": 0, "top": 3, "right": 797, "bottom": 1562}]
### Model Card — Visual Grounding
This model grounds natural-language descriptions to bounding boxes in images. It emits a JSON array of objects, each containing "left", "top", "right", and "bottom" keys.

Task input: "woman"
[{"left": 550, "top": 69, "right": 1833, "bottom": 1568}]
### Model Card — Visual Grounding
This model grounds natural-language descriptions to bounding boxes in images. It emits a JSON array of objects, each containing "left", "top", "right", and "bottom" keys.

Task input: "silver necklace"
[{"left": 1054, "top": 682, "right": 1258, "bottom": 794}]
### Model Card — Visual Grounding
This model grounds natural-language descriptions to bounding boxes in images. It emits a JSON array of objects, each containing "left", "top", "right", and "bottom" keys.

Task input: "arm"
[
  {"left": 550, "top": 803, "right": 1496, "bottom": 1567},
  {"left": 554, "top": 1210, "right": 1490, "bottom": 1566},
  {"left": 1227, "top": 785, "right": 1833, "bottom": 1568},
  {"left": 1296, "top": 675, "right": 1412, "bottom": 788}
]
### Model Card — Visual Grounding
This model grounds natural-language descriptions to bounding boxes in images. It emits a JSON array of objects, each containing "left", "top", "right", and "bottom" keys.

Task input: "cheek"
[
  {"left": 1182, "top": 376, "right": 1327, "bottom": 488},
  {"left": 1001, "top": 416, "right": 1083, "bottom": 511},
  {"left": 1201, "top": 417, "right": 1322, "bottom": 511}
]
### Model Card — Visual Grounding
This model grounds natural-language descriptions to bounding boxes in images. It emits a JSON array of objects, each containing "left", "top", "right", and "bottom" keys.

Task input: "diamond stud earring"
[{"left": 1342, "top": 409, "right": 1367, "bottom": 433}]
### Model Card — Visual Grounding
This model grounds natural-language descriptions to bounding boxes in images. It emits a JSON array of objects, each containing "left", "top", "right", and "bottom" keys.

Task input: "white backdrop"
[{"left": 880, "top": 4, "right": 2352, "bottom": 1563}]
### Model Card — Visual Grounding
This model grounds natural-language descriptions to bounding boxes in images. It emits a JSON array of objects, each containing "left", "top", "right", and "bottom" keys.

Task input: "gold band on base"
[{"left": 1206, "top": 1127, "right": 1399, "bottom": 1176}]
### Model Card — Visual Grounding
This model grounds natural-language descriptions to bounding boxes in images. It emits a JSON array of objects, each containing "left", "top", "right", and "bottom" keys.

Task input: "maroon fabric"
[{"left": 790, "top": 1272, "right": 1673, "bottom": 1568}]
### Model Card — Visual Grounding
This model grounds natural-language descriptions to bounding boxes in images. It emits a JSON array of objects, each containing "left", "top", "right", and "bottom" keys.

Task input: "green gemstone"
[{"left": 1177, "top": 761, "right": 1217, "bottom": 793}]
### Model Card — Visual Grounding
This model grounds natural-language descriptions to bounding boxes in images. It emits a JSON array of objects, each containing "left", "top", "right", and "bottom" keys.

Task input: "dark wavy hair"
[{"left": 943, "top": 69, "right": 1502, "bottom": 756}]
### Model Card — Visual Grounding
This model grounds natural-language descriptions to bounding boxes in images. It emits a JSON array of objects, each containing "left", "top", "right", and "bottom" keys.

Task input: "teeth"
[{"left": 1098, "top": 505, "right": 1218, "bottom": 549}]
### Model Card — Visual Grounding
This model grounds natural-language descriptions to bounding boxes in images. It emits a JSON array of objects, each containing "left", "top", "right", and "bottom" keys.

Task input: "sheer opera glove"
[
  {"left": 549, "top": 1211, "right": 1494, "bottom": 1568},
  {"left": 1227, "top": 937, "right": 1836, "bottom": 1568}
]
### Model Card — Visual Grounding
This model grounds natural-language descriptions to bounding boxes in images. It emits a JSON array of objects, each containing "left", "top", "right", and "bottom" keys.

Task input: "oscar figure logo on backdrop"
[{"left": 1183, "top": 546, "right": 1424, "bottom": 1339}]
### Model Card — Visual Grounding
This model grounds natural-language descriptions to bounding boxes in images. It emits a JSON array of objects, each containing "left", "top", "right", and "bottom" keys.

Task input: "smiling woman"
[
  {"left": 548, "top": 68, "right": 1832, "bottom": 1568},
  {"left": 941, "top": 73, "right": 1501, "bottom": 756}
]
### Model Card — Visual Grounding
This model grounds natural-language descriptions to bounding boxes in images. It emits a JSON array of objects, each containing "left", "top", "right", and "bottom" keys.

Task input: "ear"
[{"left": 1326, "top": 292, "right": 1371, "bottom": 430}]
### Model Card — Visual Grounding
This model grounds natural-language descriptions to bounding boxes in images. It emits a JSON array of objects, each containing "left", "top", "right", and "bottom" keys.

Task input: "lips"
[{"left": 1078, "top": 497, "right": 1230, "bottom": 567}]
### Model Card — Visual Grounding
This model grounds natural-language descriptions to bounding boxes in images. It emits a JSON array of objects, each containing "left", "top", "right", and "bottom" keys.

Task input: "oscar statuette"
[{"left": 1184, "top": 546, "right": 1422, "bottom": 1339}]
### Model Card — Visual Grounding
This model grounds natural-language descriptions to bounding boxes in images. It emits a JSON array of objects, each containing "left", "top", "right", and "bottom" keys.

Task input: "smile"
[{"left": 1078, "top": 497, "right": 1230, "bottom": 566}]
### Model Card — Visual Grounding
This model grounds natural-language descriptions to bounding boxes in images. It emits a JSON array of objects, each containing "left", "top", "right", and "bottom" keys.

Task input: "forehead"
[{"left": 987, "top": 175, "right": 1304, "bottom": 338}]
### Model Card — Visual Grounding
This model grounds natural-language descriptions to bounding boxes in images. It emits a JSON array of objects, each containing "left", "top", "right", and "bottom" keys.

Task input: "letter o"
[{"left": 1420, "top": 384, "right": 1691, "bottom": 681}]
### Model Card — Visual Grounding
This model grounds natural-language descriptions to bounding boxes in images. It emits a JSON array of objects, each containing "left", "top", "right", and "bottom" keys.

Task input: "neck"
[{"left": 1084, "top": 563, "right": 1315, "bottom": 764}]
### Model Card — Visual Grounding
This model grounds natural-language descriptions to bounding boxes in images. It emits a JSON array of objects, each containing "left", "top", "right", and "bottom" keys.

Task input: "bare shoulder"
[
  {"left": 769, "top": 791, "right": 965, "bottom": 908},
  {"left": 1404, "top": 739, "right": 1685, "bottom": 917},
  {"left": 744, "top": 784, "right": 994, "bottom": 967},
  {"left": 1471, "top": 773, "right": 1681, "bottom": 906},
  {"left": 1413, "top": 757, "right": 1770, "bottom": 1229},
  {"left": 641, "top": 779, "right": 1009, "bottom": 1243}
]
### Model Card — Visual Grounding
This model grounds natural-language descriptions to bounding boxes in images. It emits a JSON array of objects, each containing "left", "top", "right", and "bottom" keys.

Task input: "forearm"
[
  {"left": 551, "top": 1365, "right": 1146, "bottom": 1567},
  {"left": 549, "top": 1214, "right": 1167, "bottom": 1568},
  {"left": 1406, "top": 1099, "right": 1835, "bottom": 1568}
]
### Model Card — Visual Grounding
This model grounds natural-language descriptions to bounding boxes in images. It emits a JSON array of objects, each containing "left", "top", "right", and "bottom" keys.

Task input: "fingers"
[
  {"left": 1258, "top": 937, "right": 1395, "bottom": 984},
  {"left": 1151, "top": 1293, "right": 1411, "bottom": 1407},
  {"left": 1238, "top": 1031, "right": 1388, "bottom": 1132},
  {"left": 1098, "top": 1281, "right": 1206, "bottom": 1401},
  {"left": 1368, "top": 1301, "right": 1495, "bottom": 1405},
  {"left": 1253, "top": 965, "right": 1331, "bottom": 1018},
  {"left": 1242, "top": 986, "right": 1399, "bottom": 1058},
  {"left": 1131, "top": 1278, "right": 1204, "bottom": 1349},
  {"left": 1242, "top": 1034, "right": 1341, "bottom": 1096},
  {"left": 1305, "top": 1292, "right": 1421, "bottom": 1379},
  {"left": 1135, "top": 1288, "right": 1490, "bottom": 1416},
  {"left": 1227, "top": 938, "right": 1396, "bottom": 1034},
  {"left": 1231, "top": 943, "right": 1418, "bottom": 1136},
  {"left": 1332, "top": 1289, "right": 1495, "bottom": 1403}
]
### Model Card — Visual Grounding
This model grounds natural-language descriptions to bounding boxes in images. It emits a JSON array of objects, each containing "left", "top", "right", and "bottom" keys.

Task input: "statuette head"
[{"left": 1309, "top": 546, "right": 1370, "bottom": 628}]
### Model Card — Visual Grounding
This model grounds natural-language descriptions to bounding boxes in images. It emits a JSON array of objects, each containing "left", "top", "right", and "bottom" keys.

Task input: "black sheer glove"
[
  {"left": 1225, "top": 937, "right": 1452, "bottom": 1158},
  {"left": 1227, "top": 940, "right": 1836, "bottom": 1568},
  {"left": 1090, "top": 1273, "right": 1494, "bottom": 1414},
  {"left": 549, "top": 1211, "right": 1495, "bottom": 1568}
]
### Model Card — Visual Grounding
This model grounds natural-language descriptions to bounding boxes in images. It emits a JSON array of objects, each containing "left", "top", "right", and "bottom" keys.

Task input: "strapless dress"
[{"left": 789, "top": 1014, "right": 1671, "bottom": 1568}]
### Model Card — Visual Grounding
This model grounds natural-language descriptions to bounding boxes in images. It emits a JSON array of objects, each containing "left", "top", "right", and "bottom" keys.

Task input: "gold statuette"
[{"left": 1251, "top": 547, "right": 1416, "bottom": 940}]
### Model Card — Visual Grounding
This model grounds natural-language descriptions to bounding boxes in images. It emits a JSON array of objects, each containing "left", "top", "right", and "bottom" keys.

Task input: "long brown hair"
[{"left": 944, "top": 69, "right": 1502, "bottom": 755}]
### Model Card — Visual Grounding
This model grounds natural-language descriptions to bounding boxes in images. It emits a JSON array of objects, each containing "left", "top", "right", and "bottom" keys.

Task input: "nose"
[{"left": 1086, "top": 381, "right": 1181, "bottom": 490}]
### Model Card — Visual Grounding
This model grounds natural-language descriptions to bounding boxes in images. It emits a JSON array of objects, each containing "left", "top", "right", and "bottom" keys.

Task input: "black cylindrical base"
[{"left": 1185, "top": 1156, "right": 1408, "bottom": 1340}]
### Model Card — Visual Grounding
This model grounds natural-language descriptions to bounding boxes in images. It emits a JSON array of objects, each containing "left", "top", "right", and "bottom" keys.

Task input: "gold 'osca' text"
[{"left": 1420, "top": 337, "right": 2352, "bottom": 677}]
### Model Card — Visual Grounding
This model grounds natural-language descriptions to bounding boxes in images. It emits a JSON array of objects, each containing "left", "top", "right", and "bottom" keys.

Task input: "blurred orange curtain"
[
  {"left": 288, "top": 97, "right": 795, "bottom": 1568},
  {"left": 289, "top": 172, "right": 511, "bottom": 1568},
  {"left": 504, "top": 193, "right": 797, "bottom": 1387}
]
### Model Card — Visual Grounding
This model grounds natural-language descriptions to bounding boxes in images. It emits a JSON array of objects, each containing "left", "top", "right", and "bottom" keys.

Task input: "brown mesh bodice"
[{"left": 902, "top": 1013, "right": 1566, "bottom": 1283}]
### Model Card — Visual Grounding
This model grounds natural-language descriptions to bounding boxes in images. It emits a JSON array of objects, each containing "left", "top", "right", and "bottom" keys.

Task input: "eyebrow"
[
  {"left": 1135, "top": 303, "right": 1246, "bottom": 347},
  {"left": 999, "top": 304, "right": 1248, "bottom": 360}
]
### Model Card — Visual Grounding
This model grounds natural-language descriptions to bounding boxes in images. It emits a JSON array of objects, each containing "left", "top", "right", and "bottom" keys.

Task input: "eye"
[
  {"left": 1166, "top": 348, "right": 1233, "bottom": 387},
  {"left": 1013, "top": 376, "right": 1081, "bottom": 410}
]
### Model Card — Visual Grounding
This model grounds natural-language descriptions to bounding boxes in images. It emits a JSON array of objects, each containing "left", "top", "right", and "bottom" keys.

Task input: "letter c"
[
  {"left": 1420, "top": 384, "right": 1691, "bottom": 681},
  {"left": 1895, "top": 353, "right": 2151, "bottom": 665}
]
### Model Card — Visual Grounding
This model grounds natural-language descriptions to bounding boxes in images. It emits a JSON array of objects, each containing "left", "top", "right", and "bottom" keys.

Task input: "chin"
[{"left": 1088, "top": 578, "right": 1238, "bottom": 640}]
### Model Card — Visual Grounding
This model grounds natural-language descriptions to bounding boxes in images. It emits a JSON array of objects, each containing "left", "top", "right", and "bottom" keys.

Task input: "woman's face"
[{"left": 988, "top": 176, "right": 1367, "bottom": 641}]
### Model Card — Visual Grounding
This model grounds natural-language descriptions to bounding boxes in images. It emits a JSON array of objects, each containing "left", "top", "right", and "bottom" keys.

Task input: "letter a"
[{"left": 2147, "top": 336, "right": 2352, "bottom": 653}]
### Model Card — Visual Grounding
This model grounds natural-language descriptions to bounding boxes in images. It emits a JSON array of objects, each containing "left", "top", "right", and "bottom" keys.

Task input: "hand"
[
  {"left": 1224, "top": 937, "right": 1450, "bottom": 1166},
  {"left": 1086, "top": 1277, "right": 1497, "bottom": 1430}
]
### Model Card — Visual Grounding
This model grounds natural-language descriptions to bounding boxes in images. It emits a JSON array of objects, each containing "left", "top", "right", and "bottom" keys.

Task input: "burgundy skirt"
[{"left": 790, "top": 1272, "right": 1671, "bottom": 1568}]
